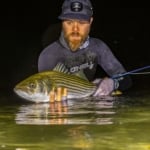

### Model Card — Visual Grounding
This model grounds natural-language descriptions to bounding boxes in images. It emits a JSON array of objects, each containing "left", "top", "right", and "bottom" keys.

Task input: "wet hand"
[{"left": 93, "top": 77, "right": 114, "bottom": 96}]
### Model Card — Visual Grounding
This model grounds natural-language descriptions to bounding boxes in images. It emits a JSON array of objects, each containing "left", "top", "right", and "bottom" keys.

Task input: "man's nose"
[{"left": 72, "top": 22, "right": 79, "bottom": 32}]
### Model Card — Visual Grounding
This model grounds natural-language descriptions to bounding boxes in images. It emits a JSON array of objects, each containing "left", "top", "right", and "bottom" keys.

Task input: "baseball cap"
[{"left": 58, "top": 0, "right": 93, "bottom": 21}]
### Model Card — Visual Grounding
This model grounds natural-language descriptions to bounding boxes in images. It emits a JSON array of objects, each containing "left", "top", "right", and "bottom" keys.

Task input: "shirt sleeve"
[
  {"left": 96, "top": 40, "right": 132, "bottom": 91},
  {"left": 38, "top": 42, "right": 63, "bottom": 72}
]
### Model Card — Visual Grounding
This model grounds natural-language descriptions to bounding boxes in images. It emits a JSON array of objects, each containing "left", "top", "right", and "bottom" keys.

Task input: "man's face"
[{"left": 62, "top": 18, "right": 93, "bottom": 51}]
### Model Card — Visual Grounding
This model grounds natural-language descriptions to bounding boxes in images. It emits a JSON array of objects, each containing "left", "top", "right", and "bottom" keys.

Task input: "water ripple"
[{"left": 15, "top": 97, "right": 117, "bottom": 125}]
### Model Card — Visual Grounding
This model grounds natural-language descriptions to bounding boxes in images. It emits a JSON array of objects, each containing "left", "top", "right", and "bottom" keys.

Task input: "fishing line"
[
  {"left": 129, "top": 72, "right": 150, "bottom": 75},
  {"left": 112, "top": 65, "right": 150, "bottom": 79}
]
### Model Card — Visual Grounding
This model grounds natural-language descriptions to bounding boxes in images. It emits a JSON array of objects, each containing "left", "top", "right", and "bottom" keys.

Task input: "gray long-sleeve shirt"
[{"left": 38, "top": 35, "right": 132, "bottom": 91}]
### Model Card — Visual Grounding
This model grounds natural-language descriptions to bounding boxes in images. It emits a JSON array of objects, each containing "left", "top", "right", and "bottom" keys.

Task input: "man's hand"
[{"left": 93, "top": 77, "right": 115, "bottom": 96}]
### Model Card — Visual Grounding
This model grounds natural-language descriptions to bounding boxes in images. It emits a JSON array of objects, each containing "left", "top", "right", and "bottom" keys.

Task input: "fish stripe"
[{"left": 38, "top": 71, "right": 96, "bottom": 96}]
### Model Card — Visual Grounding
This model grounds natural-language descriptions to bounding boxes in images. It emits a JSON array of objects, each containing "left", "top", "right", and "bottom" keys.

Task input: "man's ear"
[{"left": 90, "top": 17, "right": 93, "bottom": 25}]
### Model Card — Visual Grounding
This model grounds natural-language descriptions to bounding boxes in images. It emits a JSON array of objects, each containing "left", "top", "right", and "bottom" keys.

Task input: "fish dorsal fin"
[
  {"left": 53, "top": 63, "right": 70, "bottom": 74},
  {"left": 53, "top": 63, "right": 89, "bottom": 81}
]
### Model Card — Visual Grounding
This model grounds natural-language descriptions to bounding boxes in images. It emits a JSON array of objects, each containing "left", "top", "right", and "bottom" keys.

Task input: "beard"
[{"left": 64, "top": 32, "right": 88, "bottom": 51}]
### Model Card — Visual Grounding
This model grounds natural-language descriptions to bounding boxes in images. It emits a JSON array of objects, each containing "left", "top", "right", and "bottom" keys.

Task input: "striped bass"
[{"left": 14, "top": 64, "right": 96, "bottom": 103}]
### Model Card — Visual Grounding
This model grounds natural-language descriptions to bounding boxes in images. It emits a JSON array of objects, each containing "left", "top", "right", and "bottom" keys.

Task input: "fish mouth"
[
  {"left": 13, "top": 86, "right": 32, "bottom": 100},
  {"left": 14, "top": 88, "right": 28, "bottom": 99},
  {"left": 13, "top": 87, "right": 19, "bottom": 95},
  {"left": 13, "top": 87, "right": 49, "bottom": 103}
]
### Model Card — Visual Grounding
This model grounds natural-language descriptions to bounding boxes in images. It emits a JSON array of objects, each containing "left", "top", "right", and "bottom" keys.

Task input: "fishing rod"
[{"left": 112, "top": 65, "right": 150, "bottom": 79}]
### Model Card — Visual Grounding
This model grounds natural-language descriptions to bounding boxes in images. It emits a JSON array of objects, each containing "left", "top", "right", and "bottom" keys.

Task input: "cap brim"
[{"left": 58, "top": 13, "right": 91, "bottom": 21}]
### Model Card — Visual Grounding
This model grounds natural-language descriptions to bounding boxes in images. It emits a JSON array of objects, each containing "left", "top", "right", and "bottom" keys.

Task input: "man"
[{"left": 38, "top": 0, "right": 132, "bottom": 96}]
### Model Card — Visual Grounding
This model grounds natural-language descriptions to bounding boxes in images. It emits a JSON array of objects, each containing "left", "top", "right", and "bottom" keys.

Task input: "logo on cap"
[{"left": 71, "top": 2, "right": 83, "bottom": 12}]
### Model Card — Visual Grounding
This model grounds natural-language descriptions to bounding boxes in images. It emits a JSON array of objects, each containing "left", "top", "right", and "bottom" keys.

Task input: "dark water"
[{"left": 0, "top": 85, "right": 150, "bottom": 150}]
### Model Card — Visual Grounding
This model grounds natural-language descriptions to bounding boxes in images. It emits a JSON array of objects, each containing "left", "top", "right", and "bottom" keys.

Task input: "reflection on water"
[
  {"left": 0, "top": 92, "right": 150, "bottom": 150},
  {"left": 15, "top": 96, "right": 116, "bottom": 125}
]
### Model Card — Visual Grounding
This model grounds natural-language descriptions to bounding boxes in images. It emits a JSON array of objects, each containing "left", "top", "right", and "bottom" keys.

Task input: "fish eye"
[{"left": 29, "top": 82, "right": 36, "bottom": 89}]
